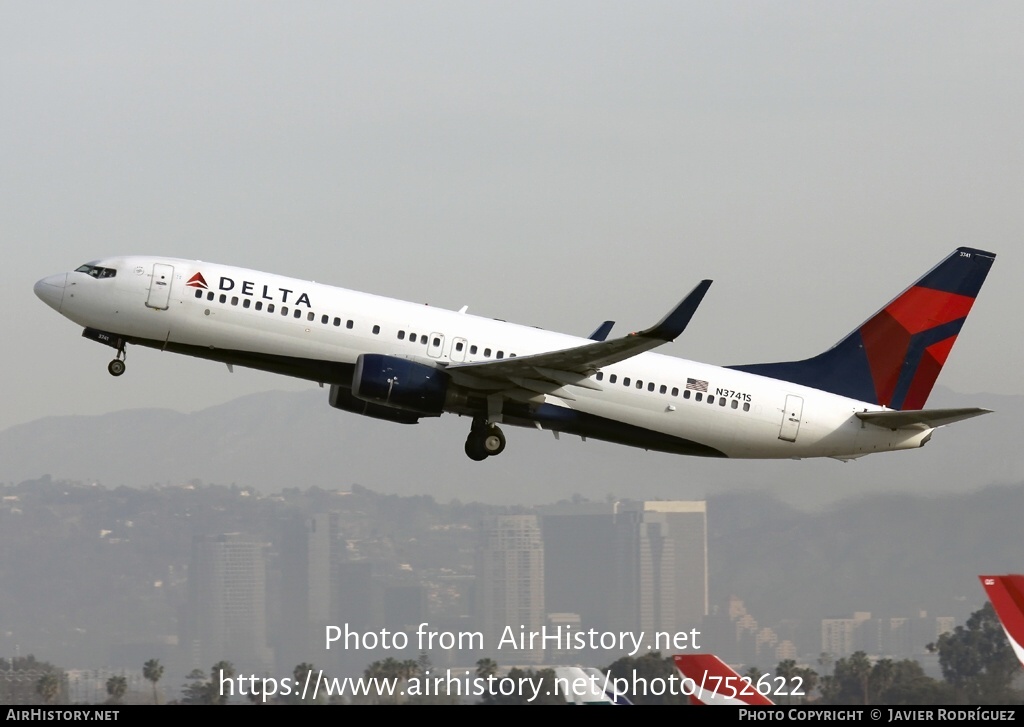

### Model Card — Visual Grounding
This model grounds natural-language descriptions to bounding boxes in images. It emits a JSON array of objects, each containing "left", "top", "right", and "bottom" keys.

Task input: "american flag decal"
[{"left": 686, "top": 378, "right": 708, "bottom": 393}]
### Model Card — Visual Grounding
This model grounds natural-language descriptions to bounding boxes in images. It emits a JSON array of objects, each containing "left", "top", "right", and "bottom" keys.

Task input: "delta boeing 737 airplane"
[{"left": 34, "top": 247, "right": 994, "bottom": 462}]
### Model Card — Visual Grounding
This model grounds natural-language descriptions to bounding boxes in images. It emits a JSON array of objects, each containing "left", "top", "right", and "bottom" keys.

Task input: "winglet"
[
  {"left": 641, "top": 280, "right": 712, "bottom": 342},
  {"left": 588, "top": 320, "right": 616, "bottom": 341}
]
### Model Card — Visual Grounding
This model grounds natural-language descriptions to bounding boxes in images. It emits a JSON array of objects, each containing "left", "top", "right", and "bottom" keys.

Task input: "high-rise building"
[
  {"left": 274, "top": 513, "right": 340, "bottom": 668},
  {"left": 537, "top": 502, "right": 616, "bottom": 633},
  {"left": 185, "top": 533, "right": 274, "bottom": 673},
  {"left": 609, "top": 501, "right": 708, "bottom": 637},
  {"left": 821, "top": 612, "right": 872, "bottom": 659},
  {"left": 475, "top": 514, "right": 545, "bottom": 664}
]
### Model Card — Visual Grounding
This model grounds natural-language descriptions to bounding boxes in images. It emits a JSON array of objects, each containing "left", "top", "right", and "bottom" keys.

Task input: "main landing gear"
[
  {"left": 464, "top": 418, "right": 506, "bottom": 461},
  {"left": 107, "top": 342, "right": 127, "bottom": 377}
]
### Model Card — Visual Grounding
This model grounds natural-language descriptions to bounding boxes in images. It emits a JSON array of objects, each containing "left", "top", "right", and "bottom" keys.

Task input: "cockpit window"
[{"left": 75, "top": 264, "right": 117, "bottom": 279}]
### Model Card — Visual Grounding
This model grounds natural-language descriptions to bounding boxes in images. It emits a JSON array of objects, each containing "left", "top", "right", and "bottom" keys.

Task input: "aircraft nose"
[{"left": 34, "top": 273, "right": 67, "bottom": 312}]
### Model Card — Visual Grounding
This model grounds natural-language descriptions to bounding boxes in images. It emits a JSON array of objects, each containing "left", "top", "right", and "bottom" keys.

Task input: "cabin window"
[
  {"left": 609, "top": 374, "right": 617, "bottom": 383},
  {"left": 267, "top": 304, "right": 275, "bottom": 313},
  {"left": 683, "top": 389, "right": 690, "bottom": 399},
  {"left": 596, "top": 372, "right": 604, "bottom": 381},
  {"left": 484, "top": 348, "right": 492, "bottom": 357},
  {"left": 421, "top": 334, "right": 428, "bottom": 344},
  {"left": 398, "top": 331, "right": 406, "bottom": 340},
  {"left": 707, "top": 396, "right": 715, "bottom": 405},
  {"left": 372, "top": 325, "right": 380, "bottom": 335},
  {"left": 255, "top": 301, "right": 263, "bottom": 311},
  {"left": 194, "top": 290, "right": 203, "bottom": 299},
  {"left": 243, "top": 299, "right": 251, "bottom": 309},
  {"left": 636, "top": 380, "right": 643, "bottom": 389},
  {"left": 455, "top": 341, "right": 464, "bottom": 351},
  {"left": 743, "top": 403, "right": 751, "bottom": 412},
  {"left": 321, "top": 314, "right": 328, "bottom": 324},
  {"left": 332, "top": 317, "right": 340, "bottom": 326},
  {"left": 731, "top": 399, "right": 738, "bottom": 409},
  {"left": 695, "top": 392, "right": 702, "bottom": 402},
  {"left": 346, "top": 320, "right": 354, "bottom": 329},
  {"left": 219, "top": 294, "right": 227, "bottom": 304},
  {"left": 719, "top": 397, "right": 727, "bottom": 407},
  {"left": 231, "top": 296, "right": 238, "bottom": 306},
  {"left": 303, "top": 311, "right": 311, "bottom": 320},
  {"left": 672, "top": 387, "right": 679, "bottom": 396},
  {"left": 496, "top": 351, "right": 504, "bottom": 359},
  {"left": 623, "top": 377, "right": 631, "bottom": 387},
  {"left": 659, "top": 384, "right": 667, "bottom": 394},
  {"left": 470, "top": 345, "right": 478, "bottom": 355},
  {"left": 281, "top": 306, "right": 289, "bottom": 316}
]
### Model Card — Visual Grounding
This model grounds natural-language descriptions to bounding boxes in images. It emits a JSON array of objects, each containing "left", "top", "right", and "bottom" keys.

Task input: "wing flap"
[{"left": 855, "top": 407, "right": 991, "bottom": 431}]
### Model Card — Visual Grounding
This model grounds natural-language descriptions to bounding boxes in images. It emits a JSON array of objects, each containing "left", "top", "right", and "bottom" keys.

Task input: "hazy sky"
[{"left": 3, "top": 1, "right": 1022, "bottom": 434}]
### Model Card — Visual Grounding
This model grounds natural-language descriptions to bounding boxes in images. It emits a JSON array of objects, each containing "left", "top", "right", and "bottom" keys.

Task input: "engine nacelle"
[
  {"left": 351, "top": 353, "right": 449, "bottom": 415},
  {"left": 328, "top": 385, "right": 424, "bottom": 424}
]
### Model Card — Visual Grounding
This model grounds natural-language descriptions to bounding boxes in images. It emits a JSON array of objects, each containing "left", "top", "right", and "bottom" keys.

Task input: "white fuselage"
[{"left": 34, "top": 256, "right": 932, "bottom": 460}]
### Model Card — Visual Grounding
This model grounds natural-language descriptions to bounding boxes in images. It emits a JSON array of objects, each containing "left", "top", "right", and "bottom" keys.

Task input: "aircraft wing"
[
  {"left": 855, "top": 407, "right": 992, "bottom": 431},
  {"left": 444, "top": 280, "right": 712, "bottom": 397}
]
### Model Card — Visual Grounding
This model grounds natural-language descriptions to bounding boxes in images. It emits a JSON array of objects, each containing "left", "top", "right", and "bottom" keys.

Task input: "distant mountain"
[
  {"left": 1, "top": 386, "right": 1018, "bottom": 510},
  {"left": 707, "top": 484, "right": 1024, "bottom": 624}
]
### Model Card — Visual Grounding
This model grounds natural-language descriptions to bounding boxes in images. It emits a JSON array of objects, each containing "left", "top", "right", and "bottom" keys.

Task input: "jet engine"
[
  {"left": 350, "top": 353, "right": 449, "bottom": 415},
  {"left": 328, "top": 385, "right": 426, "bottom": 424}
]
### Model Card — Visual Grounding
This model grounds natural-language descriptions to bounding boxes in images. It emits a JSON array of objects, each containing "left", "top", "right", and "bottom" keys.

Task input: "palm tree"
[
  {"left": 775, "top": 659, "right": 799, "bottom": 705},
  {"left": 142, "top": 659, "right": 164, "bottom": 705},
  {"left": 105, "top": 675, "right": 127, "bottom": 704}
]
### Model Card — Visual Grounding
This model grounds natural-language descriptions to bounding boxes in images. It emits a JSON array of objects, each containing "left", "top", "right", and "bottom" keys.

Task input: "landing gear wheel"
[
  {"left": 108, "top": 359, "right": 126, "bottom": 377},
  {"left": 465, "top": 435, "right": 488, "bottom": 462},
  {"left": 482, "top": 426, "right": 506, "bottom": 456},
  {"left": 464, "top": 421, "right": 506, "bottom": 460}
]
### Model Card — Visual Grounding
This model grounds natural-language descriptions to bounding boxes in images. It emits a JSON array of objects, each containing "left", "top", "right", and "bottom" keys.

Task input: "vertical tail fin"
[
  {"left": 672, "top": 653, "right": 775, "bottom": 705},
  {"left": 979, "top": 575, "right": 1024, "bottom": 667},
  {"left": 729, "top": 248, "right": 995, "bottom": 409}
]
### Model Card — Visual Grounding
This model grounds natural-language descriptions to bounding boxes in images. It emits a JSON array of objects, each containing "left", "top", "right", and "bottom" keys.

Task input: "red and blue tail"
[
  {"left": 729, "top": 247, "right": 995, "bottom": 410},
  {"left": 979, "top": 575, "right": 1024, "bottom": 667},
  {"left": 672, "top": 654, "right": 775, "bottom": 705}
]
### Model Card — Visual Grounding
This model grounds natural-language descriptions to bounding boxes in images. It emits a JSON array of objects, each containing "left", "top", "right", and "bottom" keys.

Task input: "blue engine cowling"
[
  {"left": 351, "top": 353, "right": 449, "bottom": 415},
  {"left": 328, "top": 384, "right": 425, "bottom": 424}
]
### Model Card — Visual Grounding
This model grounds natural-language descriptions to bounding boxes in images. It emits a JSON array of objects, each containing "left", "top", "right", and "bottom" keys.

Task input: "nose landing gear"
[{"left": 465, "top": 418, "right": 506, "bottom": 461}]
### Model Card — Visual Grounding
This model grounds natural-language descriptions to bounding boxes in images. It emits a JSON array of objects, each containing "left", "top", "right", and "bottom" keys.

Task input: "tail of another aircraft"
[
  {"left": 672, "top": 654, "right": 775, "bottom": 706},
  {"left": 979, "top": 575, "right": 1024, "bottom": 667},
  {"left": 729, "top": 247, "right": 995, "bottom": 410}
]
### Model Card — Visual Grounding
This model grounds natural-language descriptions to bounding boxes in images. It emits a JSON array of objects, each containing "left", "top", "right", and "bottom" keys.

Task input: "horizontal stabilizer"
[{"left": 855, "top": 407, "right": 991, "bottom": 431}]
